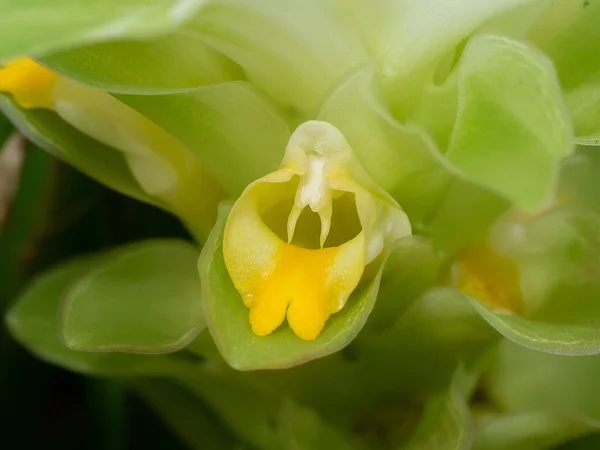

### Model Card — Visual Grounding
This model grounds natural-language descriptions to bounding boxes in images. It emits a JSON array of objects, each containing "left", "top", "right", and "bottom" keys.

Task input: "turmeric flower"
[{"left": 223, "top": 121, "right": 410, "bottom": 339}]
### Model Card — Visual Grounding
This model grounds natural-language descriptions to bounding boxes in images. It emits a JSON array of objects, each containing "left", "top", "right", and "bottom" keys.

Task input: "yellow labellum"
[
  {"left": 250, "top": 242, "right": 364, "bottom": 340},
  {"left": 224, "top": 121, "right": 411, "bottom": 340},
  {"left": 0, "top": 58, "right": 57, "bottom": 109}
]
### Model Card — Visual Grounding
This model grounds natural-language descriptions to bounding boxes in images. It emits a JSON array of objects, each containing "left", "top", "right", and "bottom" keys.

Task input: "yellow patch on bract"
[
  {"left": 52, "top": 77, "right": 193, "bottom": 196},
  {"left": 456, "top": 245, "right": 524, "bottom": 314},
  {"left": 0, "top": 58, "right": 57, "bottom": 109},
  {"left": 0, "top": 59, "right": 225, "bottom": 238}
]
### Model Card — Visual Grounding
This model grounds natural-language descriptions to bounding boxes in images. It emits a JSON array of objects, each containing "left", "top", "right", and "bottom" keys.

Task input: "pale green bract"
[
  {"left": 0, "top": 0, "right": 208, "bottom": 62},
  {"left": 60, "top": 240, "right": 205, "bottom": 354},
  {"left": 40, "top": 33, "right": 243, "bottom": 94},
  {"left": 448, "top": 34, "right": 572, "bottom": 210},
  {"left": 116, "top": 83, "right": 291, "bottom": 195},
  {"left": 5, "top": 253, "right": 200, "bottom": 377}
]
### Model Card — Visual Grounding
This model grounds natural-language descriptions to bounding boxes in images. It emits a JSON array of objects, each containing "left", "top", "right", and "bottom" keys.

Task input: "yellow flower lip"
[
  {"left": 223, "top": 121, "right": 411, "bottom": 340},
  {"left": 248, "top": 238, "right": 365, "bottom": 340}
]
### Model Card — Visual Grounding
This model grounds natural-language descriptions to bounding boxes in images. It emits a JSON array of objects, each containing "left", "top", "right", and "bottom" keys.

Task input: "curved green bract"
[
  {"left": 488, "top": 340, "right": 600, "bottom": 422},
  {"left": 353, "top": 0, "right": 541, "bottom": 114},
  {"left": 186, "top": 0, "right": 366, "bottom": 116},
  {"left": 447, "top": 34, "right": 572, "bottom": 211},
  {"left": 530, "top": 0, "right": 600, "bottom": 90},
  {"left": 117, "top": 83, "right": 290, "bottom": 196},
  {"left": 473, "top": 411, "right": 600, "bottom": 450},
  {"left": 318, "top": 64, "right": 454, "bottom": 226},
  {"left": 0, "top": 0, "right": 206, "bottom": 62},
  {"left": 470, "top": 298, "right": 600, "bottom": 356},
  {"left": 198, "top": 203, "right": 386, "bottom": 370},
  {"left": 529, "top": 0, "right": 600, "bottom": 143},
  {"left": 60, "top": 240, "right": 205, "bottom": 354},
  {"left": 354, "top": 0, "right": 539, "bottom": 79},
  {"left": 5, "top": 254, "right": 194, "bottom": 377},
  {"left": 0, "top": 95, "right": 152, "bottom": 206},
  {"left": 41, "top": 33, "right": 242, "bottom": 94}
]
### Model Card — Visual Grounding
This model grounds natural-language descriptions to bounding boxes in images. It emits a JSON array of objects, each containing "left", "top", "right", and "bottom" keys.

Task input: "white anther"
[
  {"left": 298, "top": 155, "right": 327, "bottom": 211},
  {"left": 287, "top": 154, "right": 334, "bottom": 247}
]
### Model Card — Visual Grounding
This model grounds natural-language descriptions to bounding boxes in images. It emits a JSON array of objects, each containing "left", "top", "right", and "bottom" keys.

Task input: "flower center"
[
  {"left": 223, "top": 120, "right": 411, "bottom": 340},
  {"left": 258, "top": 177, "right": 361, "bottom": 250}
]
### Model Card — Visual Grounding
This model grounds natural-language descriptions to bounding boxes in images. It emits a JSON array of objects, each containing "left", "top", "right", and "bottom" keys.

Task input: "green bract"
[
  {"left": 6, "top": 252, "right": 200, "bottom": 377},
  {"left": 318, "top": 64, "right": 454, "bottom": 225},
  {"left": 2, "top": 0, "right": 600, "bottom": 448},
  {"left": 0, "top": 0, "right": 207, "bottom": 62},
  {"left": 447, "top": 34, "right": 572, "bottom": 210},
  {"left": 0, "top": 95, "right": 152, "bottom": 205},
  {"left": 40, "top": 33, "right": 243, "bottom": 94},
  {"left": 60, "top": 240, "right": 205, "bottom": 354},
  {"left": 117, "top": 83, "right": 290, "bottom": 195},
  {"left": 473, "top": 411, "right": 600, "bottom": 450}
]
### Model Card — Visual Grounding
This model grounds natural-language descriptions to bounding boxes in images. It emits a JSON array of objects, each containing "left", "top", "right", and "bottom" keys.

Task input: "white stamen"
[
  {"left": 299, "top": 155, "right": 327, "bottom": 211},
  {"left": 286, "top": 204, "right": 303, "bottom": 244},
  {"left": 287, "top": 154, "right": 333, "bottom": 247}
]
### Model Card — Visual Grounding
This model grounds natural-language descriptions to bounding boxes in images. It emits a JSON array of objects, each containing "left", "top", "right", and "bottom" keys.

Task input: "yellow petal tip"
[{"left": 0, "top": 58, "right": 57, "bottom": 109}]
